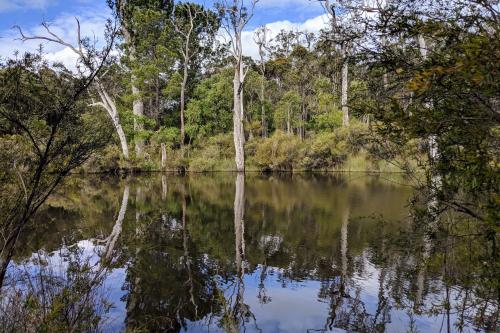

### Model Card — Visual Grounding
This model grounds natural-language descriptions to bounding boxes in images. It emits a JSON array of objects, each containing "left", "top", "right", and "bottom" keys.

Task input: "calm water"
[{"left": 7, "top": 174, "right": 499, "bottom": 332}]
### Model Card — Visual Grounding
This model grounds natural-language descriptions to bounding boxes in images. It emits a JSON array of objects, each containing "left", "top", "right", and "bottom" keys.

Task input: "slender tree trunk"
[
  {"left": 161, "top": 143, "right": 167, "bottom": 169},
  {"left": 122, "top": 25, "right": 145, "bottom": 158},
  {"left": 301, "top": 94, "right": 306, "bottom": 140},
  {"left": 131, "top": 81, "right": 144, "bottom": 158},
  {"left": 233, "top": 59, "right": 246, "bottom": 172},
  {"left": 94, "top": 80, "right": 129, "bottom": 160},
  {"left": 261, "top": 80, "right": 266, "bottom": 138},
  {"left": 418, "top": 34, "right": 442, "bottom": 215},
  {"left": 287, "top": 106, "right": 291, "bottom": 134},
  {"left": 341, "top": 48, "right": 349, "bottom": 127},
  {"left": 180, "top": 66, "right": 187, "bottom": 146}
]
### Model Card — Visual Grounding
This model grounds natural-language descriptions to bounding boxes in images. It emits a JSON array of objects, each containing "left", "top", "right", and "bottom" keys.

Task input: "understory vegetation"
[{"left": 83, "top": 124, "right": 417, "bottom": 173}]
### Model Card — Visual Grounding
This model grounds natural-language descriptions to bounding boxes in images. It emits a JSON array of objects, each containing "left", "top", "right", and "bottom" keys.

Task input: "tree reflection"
[
  {"left": 5, "top": 174, "right": 498, "bottom": 332},
  {"left": 0, "top": 183, "right": 131, "bottom": 332}
]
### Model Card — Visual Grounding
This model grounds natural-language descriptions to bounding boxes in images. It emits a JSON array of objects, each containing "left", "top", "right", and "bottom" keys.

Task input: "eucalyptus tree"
[
  {"left": 16, "top": 20, "right": 130, "bottom": 160},
  {"left": 319, "top": 0, "right": 351, "bottom": 126},
  {"left": 216, "top": 0, "right": 259, "bottom": 172},
  {"left": 254, "top": 25, "right": 270, "bottom": 137},
  {"left": 172, "top": 3, "right": 220, "bottom": 146},
  {"left": 111, "top": 0, "right": 174, "bottom": 158}
]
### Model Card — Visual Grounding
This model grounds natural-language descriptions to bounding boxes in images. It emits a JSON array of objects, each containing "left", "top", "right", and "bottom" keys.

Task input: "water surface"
[{"left": 9, "top": 173, "right": 498, "bottom": 332}]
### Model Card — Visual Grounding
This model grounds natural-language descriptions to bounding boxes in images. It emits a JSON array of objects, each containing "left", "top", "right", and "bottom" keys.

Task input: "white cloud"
[
  {"left": 0, "top": 5, "right": 111, "bottom": 70},
  {"left": 0, "top": 0, "right": 55, "bottom": 13},
  {"left": 258, "top": 0, "right": 318, "bottom": 8},
  {"left": 242, "top": 14, "right": 329, "bottom": 59}
]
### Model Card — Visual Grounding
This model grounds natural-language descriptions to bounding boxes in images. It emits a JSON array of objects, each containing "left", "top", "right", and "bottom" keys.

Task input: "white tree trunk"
[
  {"left": 161, "top": 143, "right": 167, "bottom": 169},
  {"left": 122, "top": 25, "right": 145, "bottom": 158},
  {"left": 94, "top": 80, "right": 129, "bottom": 160},
  {"left": 341, "top": 54, "right": 349, "bottom": 127},
  {"left": 418, "top": 34, "right": 442, "bottom": 213},
  {"left": 132, "top": 81, "right": 144, "bottom": 158},
  {"left": 233, "top": 62, "right": 246, "bottom": 172}
]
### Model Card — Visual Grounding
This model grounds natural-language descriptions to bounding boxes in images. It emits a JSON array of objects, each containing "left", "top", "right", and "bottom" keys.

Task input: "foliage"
[
  {"left": 185, "top": 69, "right": 233, "bottom": 141},
  {"left": 0, "top": 54, "right": 109, "bottom": 283}
]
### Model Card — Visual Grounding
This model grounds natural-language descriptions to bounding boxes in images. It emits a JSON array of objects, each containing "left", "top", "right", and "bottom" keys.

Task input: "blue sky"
[
  {"left": 0, "top": 0, "right": 328, "bottom": 65},
  {"left": 0, "top": 0, "right": 324, "bottom": 30}
]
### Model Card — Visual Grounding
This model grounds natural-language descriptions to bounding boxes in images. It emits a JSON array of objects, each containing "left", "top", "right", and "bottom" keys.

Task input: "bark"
[
  {"left": 381, "top": 36, "right": 389, "bottom": 89},
  {"left": 94, "top": 79, "right": 129, "bottom": 160},
  {"left": 180, "top": 65, "right": 187, "bottom": 146},
  {"left": 341, "top": 50, "right": 349, "bottom": 127},
  {"left": 301, "top": 93, "right": 307, "bottom": 140},
  {"left": 233, "top": 57, "right": 246, "bottom": 172},
  {"left": 131, "top": 78, "right": 145, "bottom": 158},
  {"left": 261, "top": 81, "right": 267, "bottom": 138},
  {"left": 122, "top": 25, "right": 145, "bottom": 158},
  {"left": 287, "top": 106, "right": 291, "bottom": 134},
  {"left": 160, "top": 143, "right": 167, "bottom": 169},
  {"left": 418, "top": 34, "right": 442, "bottom": 213},
  {"left": 255, "top": 27, "right": 268, "bottom": 138}
]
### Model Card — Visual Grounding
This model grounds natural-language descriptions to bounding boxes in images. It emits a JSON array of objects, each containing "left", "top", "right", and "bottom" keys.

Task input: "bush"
[
  {"left": 189, "top": 133, "right": 234, "bottom": 171},
  {"left": 253, "top": 131, "right": 303, "bottom": 170},
  {"left": 301, "top": 132, "right": 348, "bottom": 170}
]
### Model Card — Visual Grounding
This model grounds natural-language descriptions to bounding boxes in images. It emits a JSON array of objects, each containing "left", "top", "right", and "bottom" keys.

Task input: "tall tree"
[
  {"left": 320, "top": 0, "right": 355, "bottom": 127},
  {"left": 254, "top": 25, "right": 270, "bottom": 138},
  {"left": 112, "top": 0, "right": 174, "bottom": 158},
  {"left": 16, "top": 21, "right": 130, "bottom": 160},
  {"left": 172, "top": 3, "right": 219, "bottom": 146},
  {"left": 216, "top": 0, "right": 259, "bottom": 172}
]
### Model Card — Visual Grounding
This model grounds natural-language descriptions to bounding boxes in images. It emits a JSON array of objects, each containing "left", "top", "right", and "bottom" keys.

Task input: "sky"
[{"left": 0, "top": 0, "right": 330, "bottom": 68}]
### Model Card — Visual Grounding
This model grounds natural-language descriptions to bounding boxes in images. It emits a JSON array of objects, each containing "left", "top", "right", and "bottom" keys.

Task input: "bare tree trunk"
[
  {"left": 233, "top": 59, "right": 246, "bottom": 172},
  {"left": 161, "top": 143, "right": 167, "bottom": 169},
  {"left": 121, "top": 23, "right": 145, "bottom": 158},
  {"left": 222, "top": 1, "right": 256, "bottom": 173},
  {"left": 94, "top": 79, "right": 130, "bottom": 160},
  {"left": 261, "top": 81, "right": 267, "bottom": 138},
  {"left": 418, "top": 34, "right": 442, "bottom": 214},
  {"left": 254, "top": 26, "right": 268, "bottom": 138},
  {"left": 341, "top": 50, "right": 349, "bottom": 127},
  {"left": 301, "top": 94, "right": 306, "bottom": 140},
  {"left": 381, "top": 36, "right": 389, "bottom": 89},
  {"left": 131, "top": 78, "right": 144, "bottom": 158},
  {"left": 180, "top": 65, "right": 188, "bottom": 146},
  {"left": 287, "top": 106, "right": 291, "bottom": 134}
]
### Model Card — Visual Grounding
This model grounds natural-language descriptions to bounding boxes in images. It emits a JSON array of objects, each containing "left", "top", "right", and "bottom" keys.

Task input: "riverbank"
[{"left": 79, "top": 128, "right": 421, "bottom": 174}]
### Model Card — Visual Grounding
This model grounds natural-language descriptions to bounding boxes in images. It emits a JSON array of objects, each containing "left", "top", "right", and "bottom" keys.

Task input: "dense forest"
[{"left": 0, "top": 0, "right": 498, "bottom": 331}]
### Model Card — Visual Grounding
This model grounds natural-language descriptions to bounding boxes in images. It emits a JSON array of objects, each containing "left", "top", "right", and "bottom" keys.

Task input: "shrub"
[
  {"left": 189, "top": 133, "right": 234, "bottom": 171},
  {"left": 253, "top": 131, "right": 303, "bottom": 170},
  {"left": 301, "top": 132, "right": 348, "bottom": 170}
]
